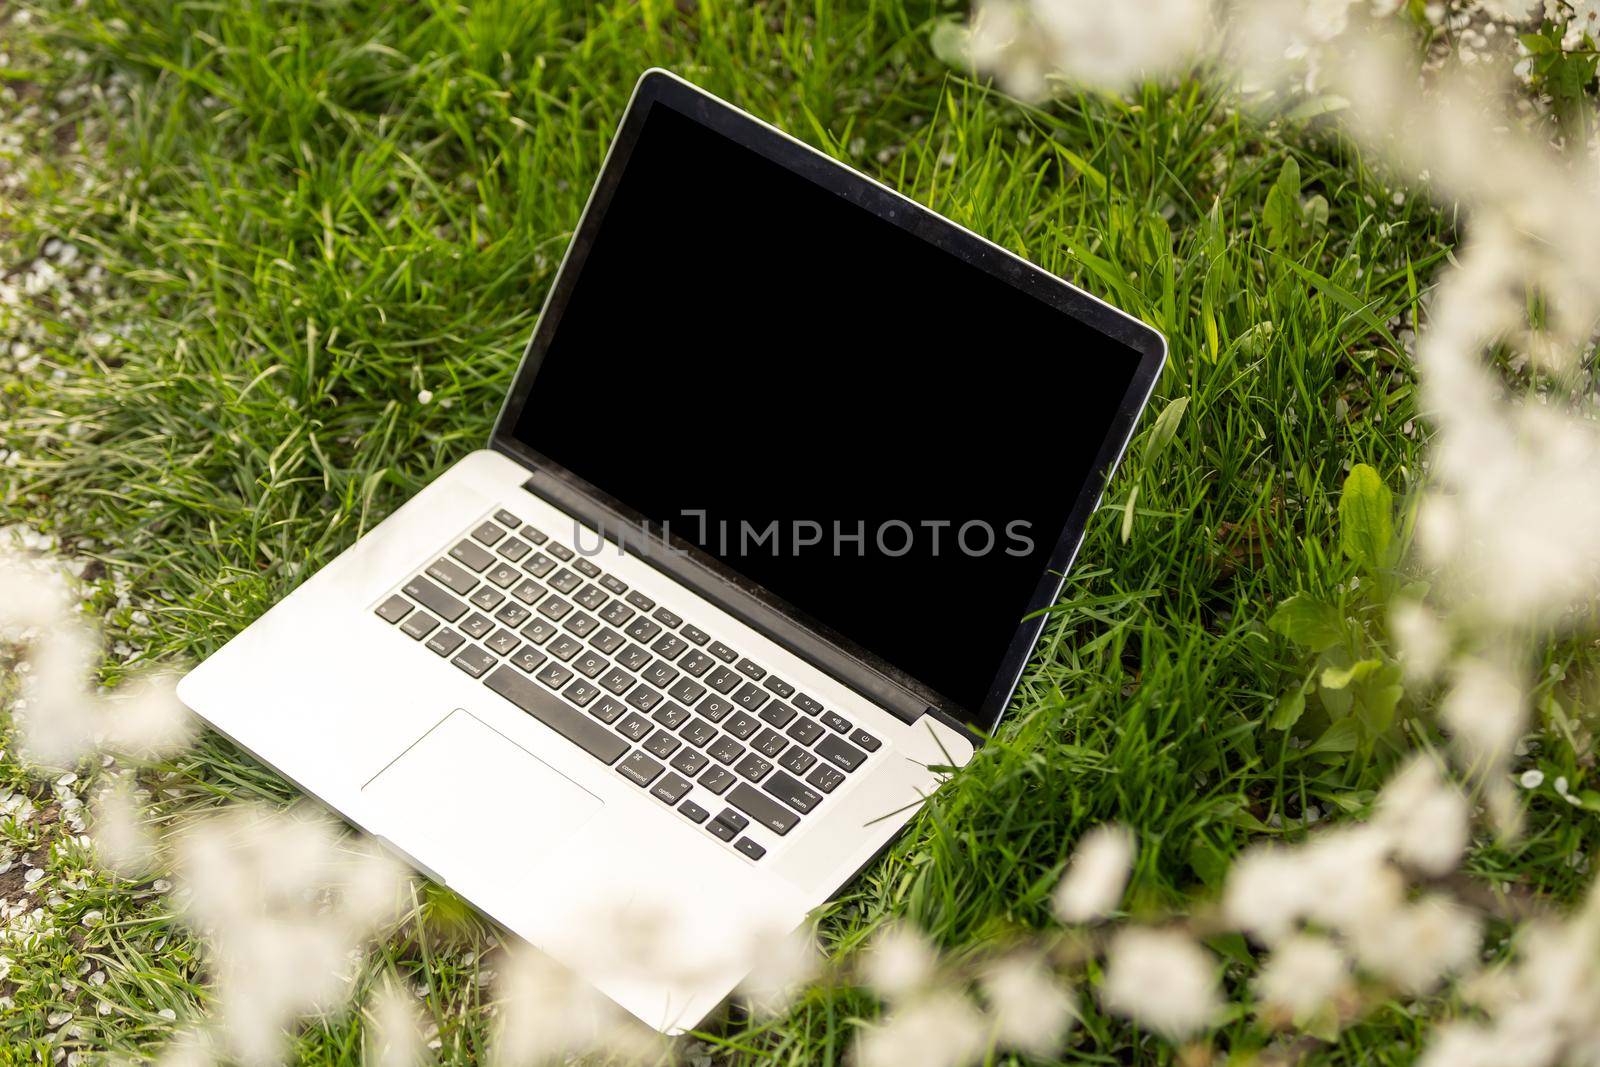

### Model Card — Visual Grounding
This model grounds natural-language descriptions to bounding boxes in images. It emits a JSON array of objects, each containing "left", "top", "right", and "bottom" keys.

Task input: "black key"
[
  {"left": 589, "top": 695, "right": 626, "bottom": 724},
  {"left": 460, "top": 613, "right": 494, "bottom": 639},
  {"left": 573, "top": 557, "right": 602, "bottom": 579},
  {"left": 671, "top": 748, "right": 710, "bottom": 776},
  {"left": 708, "top": 735, "right": 746, "bottom": 765},
  {"left": 470, "top": 586, "right": 507, "bottom": 611},
  {"left": 850, "top": 728, "right": 882, "bottom": 752},
  {"left": 486, "top": 563, "right": 520, "bottom": 589},
  {"left": 625, "top": 685, "right": 663, "bottom": 712},
  {"left": 707, "top": 641, "right": 738, "bottom": 663},
  {"left": 450, "top": 539, "right": 495, "bottom": 572},
  {"left": 625, "top": 591, "right": 655, "bottom": 612},
  {"left": 452, "top": 646, "right": 495, "bottom": 678},
  {"left": 698, "top": 695, "right": 734, "bottom": 723},
  {"left": 471, "top": 521, "right": 505, "bottom": 546},
  {"left": 520, "top": 618, "right": 557, "bottom": 644},
  {"left": 519, "top": 524, "right": 548, "bottom": 545},
  {"left": 763, "top": 770, "right": 823, "bottom": 814},
  {"left": 724, "top": 711, "right": 760, "bottom": 740},
  {"left": 535, "top": 661, "right": 574, "bottom": 690},
  {"left": 735, "top": 837, "right": 767, "bottom": 861},
  {"left": 759, "top": 701, "right": 796, "bottom": 728},
  {"left": 599, "top": 667, "right": 635, "bottom": 695},
  {"left": 707, "top": 817, "right": 738, "bottom": 842},
  {"left": 546, "top": 541, "right": 575, "bottom": 562},
  {"left": 486, "top": 665, "right": 629, "bottom": 763},
  {"left": 600, "top": 600, "right": 635, "bottom": 626},
  {"left": 497, "top": 537, "right": 531, "bottom": 563},
  {"left": 642, "top": 661, "right": 680, "bottom": 689},
  {"left": 669, "top": 678, "right": 707, "bottom": 705},
  {"left": 680, "top": 624, "right": 711, "bottom": 646},
  {"left": 679, "top": 651, "right": 715, "bottom": 677},
  {"left": 425, "top": 559, "right": 473, "bottom": 601},
  {"left": 650, "top": 772, "right": 691, "bottom": 805},
  {"left": 573, "top": 651, "right": 607, "bottom": 679},
  {"left": 751, "top": 728, "right": 788, "bottom": 758},
  {"left": 652, "top": 701, "right": 691, "bottom": 729},
  {"left": 426, "top": 628, "right": 465, "bottom": 657},
  {"left": 375, "top": 594, "right": 412, "bottom": 624},
  {"left": 617, "top": 751, "right": 664, "bottom": 787},
  {"left": 583, "top": 629, "right": 621, "bottom": 657},
  {"left": 548, "top": 568, "right": 582, "bottom": 594},
  {"left": 509, "top": 645, "right": 547, "bottom": 673},
  {"left": 763, "top": 676, "right": 796, "bottom": 699},
  {"left": 681, "top": 717, "right": 717, "bottom": 747},
  {"left": 617, "top": 712, "right": 652, "bottom": 741},
  {"left": 700, "top": 766, "right": 735, "bottom": 795},
  {"left": 547, "top": 635, "right": 582, "bottom": 661},
  {"left": 816, "top": 734, "right": 866, "bottom": 771},
  {"left": 643, "top": 729, "right": 681, "bottom": 759},
  {"left": 729, "top": 783, "right": 798, "bottom": 835},
  {"left": 779, "top": 747, "right": 817, "bottom": 775},
  {"left": 522, "top": 552, "right": 556, "bottom": 578},
  {"left": 625, "top": 617, "right": 662, "bottom": 643},
  {"left": 564, "top": 679, "right": 599, "bottom": 707},
  {"left": 599, "top": 574, "right": 628, "bottom": 595},
  {"left": 652, "top": 606, "right": 683, "bottom": 629},
  {"left": 821, "top": 710, "right": 852, "bottom": 734},
  {"left": 678, "top": 799, "right": 710, "bottom": 824},
  {"left": 733, "top": 682, "right": 769, "bottom": 712},
  {"left": 786, "top": 717, "right": 824, "bottom": 745},
  {"left": 715, "top": 809, "right": 749, "bottom": 834},
  {"left": 574, "top": 584, "right": 608, "bottom": 610},
  {"left": 493, "top": 509, "right": 523, "bottom": 529},
  {"left": 706, "top": 666, "right": 742, "bottom": 694},
  {"left": 563, "top": 612, "right": 598, "bottom": 638},
  {"left": 735, "top": 658, "right": 766, "bottom": 681},
  {"left": 485, "top": 628, "right": 520, "bottom": 655},
  {"left": 404, "top": 575, "right": 469, "bottom": 621},
  {"left": 511, "top": 579, "right": 545, "bottom": 606},
  {"left": 734, "top": 753, "right": 773, "bottom": 783},
  {"left": 651, "top": 634, "right": 687, "bottom": 660},
  {"left": 494, "top": 602, "right": 531, "bottom": 627},
  {"left": 400, "top": 611, "right": 439, "bottom": 640},
  {"left": 794, "top": 693, "right": 824, "bottom": 716},
  {"left": 617, "top": 643, "right": 651, "bottom": 671},
  {"left": 807, "top": 765, "right": 845, "bottom": 793},
  {"left": 536, "top": 595, "right": 573, "bottom": 621}
]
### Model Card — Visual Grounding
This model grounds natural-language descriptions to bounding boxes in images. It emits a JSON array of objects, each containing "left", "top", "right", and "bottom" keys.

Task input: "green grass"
[{"left": 3, "top": 0, "right": 1596, "bottom": 1063}]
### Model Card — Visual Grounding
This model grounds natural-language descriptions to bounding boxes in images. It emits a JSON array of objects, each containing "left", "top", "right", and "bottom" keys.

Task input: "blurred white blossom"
[
  {"left": 1052, "top": 823, "right": 1135, "bottom": 923},
  {"left": 1100, "top": 927, "right": 1221, "bottom": 1039},
  {"left": 854, "top": 989, "right": 988, "bottom": 1067},
  {"left": 979, "top": 952, "right": 1077, "bottom": 1055},
  {"left": 861, "top": 923, "right": 940, "bottom": 1000},
  {"left": 1255, "top": 935, "right": 1349, "bottom": 1022},
  {"left": 489, "top": 943, "right": 657, "bottom": 1067}
]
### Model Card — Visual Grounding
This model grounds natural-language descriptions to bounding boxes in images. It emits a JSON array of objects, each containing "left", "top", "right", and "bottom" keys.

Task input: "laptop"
[{"left": 176, "top": 69, "right": 1165, "bottom": 1032}]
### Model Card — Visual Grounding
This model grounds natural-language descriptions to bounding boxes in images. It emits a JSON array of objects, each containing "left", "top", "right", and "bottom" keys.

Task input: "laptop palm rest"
[{"left": 362, "top": 709, "right": 603, "bottom": 882}]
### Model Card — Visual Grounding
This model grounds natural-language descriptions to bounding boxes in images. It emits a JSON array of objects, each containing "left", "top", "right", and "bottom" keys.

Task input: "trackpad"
[{"left": 363, "top": 709, "right": 603, "bottom": 880}]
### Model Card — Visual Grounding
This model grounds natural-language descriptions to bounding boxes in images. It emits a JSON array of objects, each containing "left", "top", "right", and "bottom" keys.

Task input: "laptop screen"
[{"left": 510, "top": 96, "right": 1145, "bottom": 727}]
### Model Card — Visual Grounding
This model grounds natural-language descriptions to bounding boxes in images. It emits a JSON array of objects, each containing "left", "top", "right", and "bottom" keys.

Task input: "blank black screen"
[{"left": 513, "top": 101, "right": 1140, "bottom": 720}]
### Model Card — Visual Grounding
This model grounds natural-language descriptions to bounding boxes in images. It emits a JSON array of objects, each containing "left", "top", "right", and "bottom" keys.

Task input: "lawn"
[{"left": 2, "top": 0, "right": 1586, "bottom": 1064}]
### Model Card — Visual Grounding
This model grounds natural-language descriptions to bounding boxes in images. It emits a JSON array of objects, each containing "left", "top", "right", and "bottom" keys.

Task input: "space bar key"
[{"left": 484, "top": 666, "right": 628, "bottom": 766}]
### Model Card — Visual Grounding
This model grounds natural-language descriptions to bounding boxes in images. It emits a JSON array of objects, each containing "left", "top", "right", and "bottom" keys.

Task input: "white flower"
[
  {"left": 979, "top": 952, "right": 1076, "bottom": 1055},
  {"left": 861, "top": 924, "right": 938, "bottom": 1000},
  {"left": 1053, "top": 824, "right": 1135, "bottom": 923},
  {"left": 1350, "top": 894, "right": 1482, "bottom": 994},
  {"left": 1100, "top": 927, "right": 1221, "bottom": 1039},
  {"left": 490, "top": 944, "right": 657, "bottom": 1066},
  {"left": 1520, "top": 769, "right": 1546, "bottom": 789},
  {"left": 1391, "top": 601, "right": 1449, "bottom": 682},
  {"left": 417, "top": 389, "right": 433, "bottom": 405},
  {"left": 365, "top": 978, "right": 425, "bottom": 1067},
  {"left": 967, "top": 0, "right": 1209, "bottom": 97},
  {"left": 736, "top": 926, "right": 822, "bottom": 1018},
  {"left": 854, "top": 990, "right": 987, "bottom": 1067},
  {"left": 1441, "top": 659, "right": 1525, "bottom": 772},
  {"left": 1375, "top": 756, "right": 1471, "bottom": 876},
  {"left": 1255, "top": 935, "right": 1349, "bottom": 1021}
]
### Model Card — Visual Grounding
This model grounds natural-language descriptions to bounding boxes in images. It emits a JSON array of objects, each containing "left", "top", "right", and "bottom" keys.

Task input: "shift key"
[
  {"left": 402, "top": 576, "right": 468, "bottom": 623},
  {"left": 484, "top": 666, "right": 628, "bottom": 765}
]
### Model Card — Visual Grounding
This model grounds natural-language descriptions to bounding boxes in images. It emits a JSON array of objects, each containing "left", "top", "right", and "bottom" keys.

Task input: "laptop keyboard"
[{"left": 372, "top": 508, "right": 882, "bottom": 861}]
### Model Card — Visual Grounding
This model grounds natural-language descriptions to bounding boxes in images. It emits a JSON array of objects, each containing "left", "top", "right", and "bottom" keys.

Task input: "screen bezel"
[{"left": 491, "top": 69, "right": 1167, "bottom": 735}]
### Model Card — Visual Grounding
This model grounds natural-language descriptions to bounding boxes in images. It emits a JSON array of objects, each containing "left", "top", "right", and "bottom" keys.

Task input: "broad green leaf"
[
  {"left": 1308, "top": 716, "right": 1363, "bottom": 755},
  {"left": 1141, "top": 395, "right": 1189, "bottom": 465},
  {"left": 1358, "top": 681, "right": 1405, "bottom": 736},
  {"left": 1267, "top": 594, "right": 1345, "bottom": 651},
  {"left": 1321, "top": 657, "right": 1381, "bottom": 690},
  {"left": 1188, "top": 837, "right": 1230, "bottom": 887},
  {"left": 1339, "top": 463, "right": 1393, "bottom": 573},
  {"left": 1262, "top": 157, "right": 1301, "bottom": 248},
  {"left": 1270, "top": 684, "right": 1307, "bottom": 730},
  {"left": 1301, "top": 193, "right": 1329, "bottom": 231}
]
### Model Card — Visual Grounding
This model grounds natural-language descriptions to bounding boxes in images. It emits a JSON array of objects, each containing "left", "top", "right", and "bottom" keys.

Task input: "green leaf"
[
  {"left": 1188, "top": 837, "right": 1230, "bottom": 887},
  {"left": 1270, "top": 684, "right": 1308, "bottom": 730},
  {"left": 1339, "top": 463, "right": 1393, "bottom": 573},
  {"left": 1301, "top": 193, "right": 1329, "bottom": 231},
  {"left": 1120, "top": 484, "right": 1139, "bottom": 544},
  {"left": 1308, "top": 716, "right": 1363, "bottom": 755},
  {"left": 1262, "top": 157, "right": 1301, "bottom": 248},
  {"left": 1520, "top": 32, "right": 1556, "bottom": 54},
  {"left": 1321, "top": 658, "right": 1381, "bottom": 690},
  {"left": 1267, "top": 594, "right": 1345, "bottom": 651},
  {"left": 1141, "top": 395, "right": 1189, "bottom": 466}
]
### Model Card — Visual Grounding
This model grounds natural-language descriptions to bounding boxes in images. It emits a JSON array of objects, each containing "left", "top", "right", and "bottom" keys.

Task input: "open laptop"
[{"left": 176, "top": 69, "right": 1165, "bottom": 1032}]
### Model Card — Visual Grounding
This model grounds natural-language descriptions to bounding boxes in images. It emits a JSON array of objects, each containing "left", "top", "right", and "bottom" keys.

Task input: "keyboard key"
[
  {"left": 784, "top": 720, "right": 822, "bottom": 747},
  {"left": 724, "top": 712, "right": 760, "bottom": 740},
  {"left": 734, "top": 753, "right": 773, "bottom": 783},
  {"left": 589, "top": 628, "right": 626, "bottom": 655},
  {"left": 650, "top": 772, "right": 691, "bottom": 805},
  {"left": 651, "top": 634, "right": 687, "bottom": 660},
  {"left": 536, "top": 595, "right": 573, "bottom": 621},
  {"left": 707, "top": 641, "right": 738, "bottom": 663},
  {"left": 496, "top": 537, "right": 531, "bottom": 562},
  {"left": 547, "top": 635, "right": 582, "bottom": 661},
  {"left": 735, "top": 658, "right": 766, "bottom": 681},
  {"left": 536, "top": 662, "right": 574, "bottom": 690},
  {"left": 751, "top": 728, "right": 788, "bottom": 758},
  {"left": 425, "top": 556, "right": 473, "bottom": 598},
  {"left": 807, "top": 765, "right": 845, "bottom": 793},
  {"left": 642, "top": 661, "right": 680, "bottom": 689},
  {"left": 494, "top": 602, "right": 531, "bottom": 627},
  {"left": 715, "top": 809, "right": 749, "bottom": 834},
  {"left": 651, "top": 701, "right": 690, "bottom": 729},
  {"left": 599, "top": 574, "right": 628, "bottom": 595},
  {"left": 707, "top": 666, "right": 742, "bottom": 694},
  {"left": 680, "top": 624, "right": 710, "bottom": 646},
  {"left": 699, "top": 766, "right": 735, "bottom": 795},
  {"left": 850, "top": 728, "right": 882, "bottom": 752},
  {"left": 426, "top": 628, "right": 465, "bottom": 657},
  {"left": 562, "top": 612, "right": 598, "bottom": 638},
  {"left": 643, "top": 729, "right": 681, "bottom": 759},
  {"left": 522, "top": 552, "right": 556, "bottom": 578},
  {"left": 600, "top": 667, "right": 635, "bottom": 695},
  {"left": 698, "top": 695, "right": 734, "bottom": 722},
  {"left": 707, "top": 816, "right": 738, "bottom": 841},
  {"left": 625, "top": 591, "right": 655, "bottom": 612},
  {"left": 678, "top": 651, "right": 715, "bottom": 677},
  {"left": 485, "top": 628, "right": 520, "bottom": 655},
  {"left": 759, "top": 701, "right": 796, "bottom": 728},
  {"left": 794, "top": 693, "right": 824, "bottom": 716},
  {"left": 589, "top": 696, "right": 626, "bottom": 724},
  {"left": 509, "top": 645, "right": 547, "bottom": 673},
  {"left": 816, "top": 734, "right": 866, "bottom": 771},
  {"left": 486, "top": 563, "right": 520, "bottom": 589},
  {"left": 471, "top": 521, "right": 506, "bottom": 546},
  {"left": 762, "top": 676, "right": 796, "bottom": 698},
  {"left": 450, "top": 540, "right": 495, "bottom": 572},
  {"left": 548, "top": 568, "right": 582, "bottom": 594},
  {"left": 546, "top": 541, "right": 575, "bottom": 562},
  {"left": 708, "top": 736, "right": 746, "bottom": 765},
  {"left": 511, "top": 579, "right": 545, "bottom": 605},
  {"left": 452, "top": 646, "right": 495, "bottom": 678},
  {"left": 573, "top": 651, "right": 607, "bottom": 678},
  {"left": 375, "top": 594, "right": 412, "bottom": 624},
  {"left": 519, "top": 524, "right": 548, "bottom": 544},
  {"left": 618, "top": 751, "right": 664, "bottom": 787},
  {"left": 400, "top": 611, "right": 439, "bottom": 640},
  {"left": 493, "top": 509, "right": 523, "bottom": 529},
  {"left": 617, "top": 713, "right": 652, "bottom": 741},
  {"left": 470, "top": 586, "right": 507, "bottom": 611},
  {"left": 671, "top": 748, "right": 710, "bottom": 776},
  {"left": 564, "top": 679, "right": 599, "bottom": 707},
  {"left": 460, "top": 613, "right": 494, "bottom": 639},
  {"left": 616, "top": 643, "right": 650, "bottom": 671},
  {"left": 778, "top": 747, "right": 817, "bottom": 775},
  {"left": 678, "top": 799, "right": 710, "bottom": 824},
  {"left": 735, "top": 837, "right": 767, "bottom": 861},
  {"left": 405, "top": 575, "right": 469, "bottom": 621},
  {"left": 652, "top": 606, "right": 683, "bottom": 629},
  {"left": 625, "top": 685, "right": 663, "bottom": 713},
  {"left": 625, "top": 617, "right": 662, "bottom": 643},
  {"left": 485, "top": 667, "right": 628, "bottom": 765},
  {"left": 574, "top": 584, "right": 608, "bottom": 610},
  {"left": 733, "top": 682, "right": 769, "bottom": 712},
  {"left": 600, "top": 600, "right": 635, "bottom": 626},
  {"left": 763, "top": 770, "right": 823, "bottom": 814},
  {"left": 573, "top": 557, "right": 602, "bottom": 579},
  {"left": 669, "top": 678, "right": 707, "bottom": 705},
  {"left": 681, "top": 717, "right": 717, "bottom": 747},
  {"left": 520, "top": 618, "right": 557, "bottom": 644},
  {"left": 821, "top": 710, "right": 852, "bottom": 734},
  {"left": 729, "top": 783, "right": 798, "bottom": 835}
]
